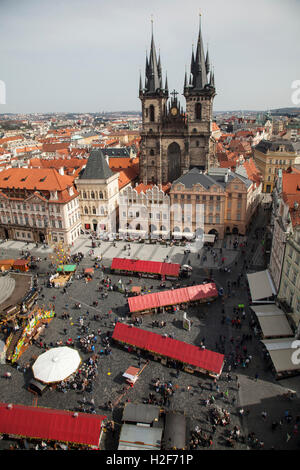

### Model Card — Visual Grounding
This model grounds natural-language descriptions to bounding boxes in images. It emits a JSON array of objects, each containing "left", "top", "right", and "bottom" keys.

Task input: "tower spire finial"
[{"left": 151, "top": 14, "right": 154, "bottom": 36}]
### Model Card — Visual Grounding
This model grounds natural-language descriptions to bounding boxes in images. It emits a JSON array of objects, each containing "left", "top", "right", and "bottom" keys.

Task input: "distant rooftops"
[{"left": 255, "top": 139, "right": 295, "bottom": 154}]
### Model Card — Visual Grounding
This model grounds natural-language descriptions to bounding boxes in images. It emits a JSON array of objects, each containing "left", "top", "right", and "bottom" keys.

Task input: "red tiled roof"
[
  {"left": 134, "top": 182, "right": 171, "bottom": 194},
  {"left": 282, "top": 173, "right": 300, "bottom": 227},
  {"left": 0, "top": 168, "right": 78, "bottom": 203}
]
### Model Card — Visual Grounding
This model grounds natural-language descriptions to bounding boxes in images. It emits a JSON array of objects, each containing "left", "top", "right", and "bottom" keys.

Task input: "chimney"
[
  {"left": 58, "top": 167, "right": 64, "bottom": 175},
  {"left": 224, "top": 172, "right": 228, "bottom": 183}
]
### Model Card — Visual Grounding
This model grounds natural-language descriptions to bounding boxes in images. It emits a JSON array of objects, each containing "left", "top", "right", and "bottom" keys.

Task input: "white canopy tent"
[
  {"left": 247, "top": 270, "right": 276, "bottom": 302},
  {"left": 250, "top": 304, "right": 294, "bottom": 339},
  {"left": 32, "top": 347, "right": 81, "bottom": 384}
]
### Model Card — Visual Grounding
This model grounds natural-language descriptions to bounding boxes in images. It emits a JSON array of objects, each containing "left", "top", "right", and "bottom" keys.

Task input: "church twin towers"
[{"left": 139, "top": 16, "right": 216, "bottom": 185}]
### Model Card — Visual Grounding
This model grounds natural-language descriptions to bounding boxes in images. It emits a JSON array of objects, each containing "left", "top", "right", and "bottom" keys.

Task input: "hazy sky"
[{"left": 1, "top": 0, "right": 300, "bottom": 114}]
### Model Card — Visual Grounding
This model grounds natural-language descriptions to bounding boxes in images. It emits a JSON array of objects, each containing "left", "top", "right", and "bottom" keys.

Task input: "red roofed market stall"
[
  {"left": 112, "top": 322, "right": 224, "bottom": 378},
  {"left": 128, "top": 282, "right": 218, "bottom": 316},
  {"left": 110, "top": 257, "right": 180, "bottom": 280},
  {"left": 0, "top": 402, "right": 107, "bottom": 449}
]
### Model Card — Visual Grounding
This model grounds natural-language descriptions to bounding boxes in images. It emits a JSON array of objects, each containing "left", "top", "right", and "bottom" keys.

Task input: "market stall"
[
  {"left": 52, "top": 264, "right": 76, "bottom": 287},
  {"left": 0, "top": 402, "right": 107, "bottom": 449},
  {"left": 128, "top": 283, "right": 218, "bottom": 316},
  {"left": 122, "top": 366, "right": 140, "bottom": 385},
  {"left": 110, "top": 258, "right": 180, "bottom": 280},
  {"left": 112, "top": 322, "right": 224, "bottom": 379},
  {"left": 5, "top": 306, "right": 55, "bottom": 363},
  {"left": 84, "top": 268, "right": 94, "bottom": 279}
]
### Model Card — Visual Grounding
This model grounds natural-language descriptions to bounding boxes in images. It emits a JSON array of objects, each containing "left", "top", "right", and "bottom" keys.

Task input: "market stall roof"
[
  {"left": 131, "top": 286, "right": 141, "bottom": 294},
  {"left": 250, "top": 305, "right": 294, "bottom": 338},
  {"left": 0, "top": 259, "right": 14, "bottom": 267},
  {"left": 122, "top": 403, "right": 160, "bottom": 425},
  {"left": 112, "top": 323, "right": 224, "bottom": 375},
  {"left": 32, "top": 347, "right": 81, "bottom": 383},
  {"left": 118, "top": 424, "right": 163, "bottom": 450},
  {"left": 13, "top": 259, "right": 29, "bottom": 266},
  {"left": 111, "top": 258, "right": 180, "bottom": 278},
  {"left": 261, "top": 338, "right": 300, "bottom": 374},
  {"left": 123, "top": 366, "right": 140, "bottom": 382},
  {"left": 0, "top": 402, "right": 106, "bottom": 447},
  {"left": 84, "top": 268, "right": 94, "bottom": 274},
  {"left": 57, "top": 264, "right": 77, "bottom": 272},
  {"left": 247, "top": 270, "right": 276, "bottom": 301},
  {"left": 128, "top": 283, "right": 218, "bottom": 313}
]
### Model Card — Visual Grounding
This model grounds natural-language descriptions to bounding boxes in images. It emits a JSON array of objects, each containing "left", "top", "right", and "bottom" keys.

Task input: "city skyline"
[{"left": 0, "top": 0, "right": 300, "bottom": 114}]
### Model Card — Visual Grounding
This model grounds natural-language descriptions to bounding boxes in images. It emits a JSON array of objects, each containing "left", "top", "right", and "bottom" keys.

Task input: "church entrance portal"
[{"left": 167, "top": 142, "right": 181, "bottom": 182}]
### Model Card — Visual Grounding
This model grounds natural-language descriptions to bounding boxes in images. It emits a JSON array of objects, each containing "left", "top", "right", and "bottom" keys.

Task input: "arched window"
[
  {"left": 91, "top": 191, "right": 95, "bottom": 199},
  {"left": 149, "top": 105, "right": 155, "bottom": 122},
  {"left": 196, "top": 140, "right": 199, "bottom": 147},
  {"left": 83, "top": 191, "right": 87, "bottom": 199},
  {"left": 84, "top": 206, "right": 88, "bottom": 214},
  {"left": 150, "top": 149, "right": 155, "bottom": 156},
  {"left": 99, "top": 191, "right": 103, "bottom": 199},
  {"left": 195, "top": 102, "right": 202, "bottom": 120},
  {"left": 92, "top": 207, "right": 96, "bottom": 214},
  {"left": 151, "top": 160, "right": 155, "bottom": 166}
]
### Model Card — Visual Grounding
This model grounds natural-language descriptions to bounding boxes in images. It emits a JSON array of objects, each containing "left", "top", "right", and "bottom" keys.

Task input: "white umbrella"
[{"left": 32, "top": 347, "right": 81, "bottom": 384}]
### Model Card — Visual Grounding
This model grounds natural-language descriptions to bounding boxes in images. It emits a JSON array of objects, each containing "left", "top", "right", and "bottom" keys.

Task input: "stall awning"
[
  {"left": 172, "top": 232, "right": 194, "bottom": 239},
  {"left": 128, "top": 283, "right": 218, "bottom": 313},
  {"left": 0, "top": 403, "right": 106, "bottom": 447},
  {"left": 111, "top": 258, "right": 180, "bottom": 278},
  {"left": 247, "top": 270, "right": 276, "bottom": 301},
  {"left": 261, "top": 338, "right": 300, "bottom": 374},
  {"left": 57, "top": 264, "right": 77, "bottom": 273},
  {"left": 203, "top": 234, "right": 216, "bottom": 243},
  {"left": 112, "top": 322, "right": 224, "bottom": 375},
  {"left": 250, "top": 305, "right": 294, "bottom": 338}
]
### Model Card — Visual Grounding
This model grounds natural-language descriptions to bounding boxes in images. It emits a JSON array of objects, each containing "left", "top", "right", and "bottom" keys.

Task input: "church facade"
[{"left": 139, "top": 18, "right": 217, "bottom": 186}]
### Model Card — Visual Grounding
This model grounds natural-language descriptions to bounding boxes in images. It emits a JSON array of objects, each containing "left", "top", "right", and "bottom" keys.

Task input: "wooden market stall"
[
  {"left": 111, "top": 258, "right": 180, "bottom": 280},
  {"left": 0, "top": 402, "right": 107, "bottom": 450},
  {"left": 112, "top": 322, "right": 224, "bottom": 379},
  {"left": 51, "top": 264, "right": 77, "bottom": 287},
  {"left": 128, "top": 282, "right": 218, "bottom": 317}
]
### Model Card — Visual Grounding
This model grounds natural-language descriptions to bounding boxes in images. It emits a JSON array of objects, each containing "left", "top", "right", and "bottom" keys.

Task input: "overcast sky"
[{"left": 1, "top": 0, "right": 300, "bottom": 114}]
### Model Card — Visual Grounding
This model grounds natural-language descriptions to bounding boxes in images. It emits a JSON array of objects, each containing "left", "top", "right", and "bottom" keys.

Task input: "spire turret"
[{"left": 140, "top": 19, "right": 167, "bottom": 96}]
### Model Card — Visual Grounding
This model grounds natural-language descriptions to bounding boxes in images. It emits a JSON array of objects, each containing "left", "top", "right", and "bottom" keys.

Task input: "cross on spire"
[{"left": 170, "top": 89, "right": 178, "bottom": 101}]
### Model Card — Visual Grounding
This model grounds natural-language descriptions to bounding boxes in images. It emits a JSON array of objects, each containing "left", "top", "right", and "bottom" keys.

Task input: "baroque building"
[{"left": 139, "top": 17, "right": 217, "bottom": 186}]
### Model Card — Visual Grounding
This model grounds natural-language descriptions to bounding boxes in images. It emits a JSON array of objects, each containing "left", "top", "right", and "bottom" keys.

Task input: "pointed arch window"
[
  {"left": 195, "top": 102, "right": 202, "bottom": 120},
  {"left": 149, "top": 105, "right": 155, "bottom": 122},
  {"left": 84, "top": 206, "right": 88, "bottom": 214}
]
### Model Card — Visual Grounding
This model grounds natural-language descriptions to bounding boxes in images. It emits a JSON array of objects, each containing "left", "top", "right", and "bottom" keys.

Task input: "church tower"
[
  {"left": 139, "top": 24, "right": 169, "bottom": 185},
  {"left": 139, "top": 15, "right": 216, "bottom": 184},
  {"left": 184, "top": 15, "right": 216, "bottom": 170}
]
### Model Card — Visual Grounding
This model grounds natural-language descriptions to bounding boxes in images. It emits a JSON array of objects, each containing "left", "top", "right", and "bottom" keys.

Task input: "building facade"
[
  {"left": 169, "top": 167, "right": 255, "bottom": 240},
  {"left": 139, "top": 18, "right": 217, "bottom": 186},
  {"left": 253, "top": 140, "right": 296, "bottom": 193},
  {"left": 75, "top": 149, "right": 119, "bottom": 235},
  {"left": 119, "top": 184, "right": 171, "bottom": 239},
  {"left": 0, "top": 168, "right": 81, "bottom": 245}
]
